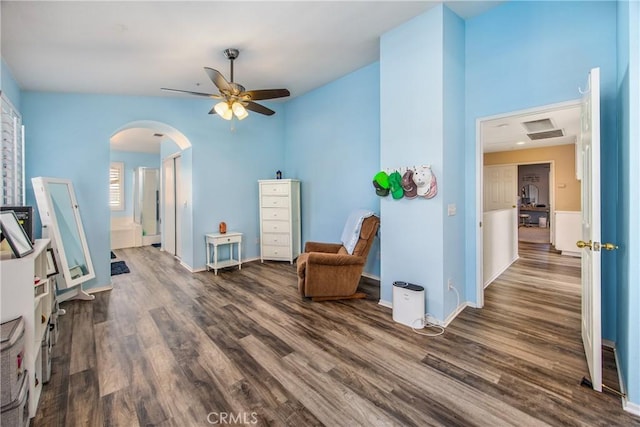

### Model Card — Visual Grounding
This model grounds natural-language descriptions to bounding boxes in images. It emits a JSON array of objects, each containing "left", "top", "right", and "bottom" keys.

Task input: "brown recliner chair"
[{"left": 296, "top": 215, "right": 380, "bottom": 301}]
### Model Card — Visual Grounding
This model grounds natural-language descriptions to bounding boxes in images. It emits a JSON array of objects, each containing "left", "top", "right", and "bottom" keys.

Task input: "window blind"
[{"left": 110, "top": 162, "right": 124, "bottom": 210}]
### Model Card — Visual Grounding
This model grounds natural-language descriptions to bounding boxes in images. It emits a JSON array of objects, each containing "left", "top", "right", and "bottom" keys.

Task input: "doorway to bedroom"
[{"left": 517, "top": 163, "right": 551, "bottom": 244}]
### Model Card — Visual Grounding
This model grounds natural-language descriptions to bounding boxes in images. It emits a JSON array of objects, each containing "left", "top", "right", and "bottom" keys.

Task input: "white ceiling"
[
  {"left": 1, "top": 1, "right": 504, "bottom": 152},
  {"left": 110, "top": 127, "right": 164, "bottom": 154},
  {"left": 482, "top": 103, "right": 581, "bottom": 153}
]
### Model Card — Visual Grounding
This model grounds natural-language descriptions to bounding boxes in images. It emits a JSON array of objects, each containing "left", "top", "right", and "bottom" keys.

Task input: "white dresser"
[{"left": 258, "top": 179, "right": 301, "bottom": 264}]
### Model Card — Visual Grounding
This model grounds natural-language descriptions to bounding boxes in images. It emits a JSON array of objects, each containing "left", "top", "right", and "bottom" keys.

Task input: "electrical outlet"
[
  {"left": 255, "top": 237, "right": 260, "bottom": 245},
  {"left": 448, "top": 278, "right": 454, "bottom": 290}
]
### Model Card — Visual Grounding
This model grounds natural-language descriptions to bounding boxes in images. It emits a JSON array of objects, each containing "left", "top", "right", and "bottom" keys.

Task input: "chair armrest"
[
  {"left": 304, "top": 241, "right": 343, "bottom": 253},
  {"left": 307, "top": 252, "right": 366, "bottom": 267}
]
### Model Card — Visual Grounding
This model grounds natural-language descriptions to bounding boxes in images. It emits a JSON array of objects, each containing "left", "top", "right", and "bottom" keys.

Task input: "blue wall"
[
  {"left": 22, "top": 92, "right": 284, "bottom": 289},
  {"left": 283, "top": 62, "right": 381, "bottom": 276},
  {"left": 380, "top": 6, "right": 446, "bottom": 315},
  {"left": 464, "top": 1, "right": 619, "bottom": 339},
  {"left": 379, "top": 4, "right": 466, "bottom": 322},
  {"left": 109, "top": 150, "right": 160, "bottom": 219},
  {"left": 442, "top": 6, "right": 466, "bottom": 317},
  {"left": 616, "top": 0, "right": 640, "bottom": 408}
]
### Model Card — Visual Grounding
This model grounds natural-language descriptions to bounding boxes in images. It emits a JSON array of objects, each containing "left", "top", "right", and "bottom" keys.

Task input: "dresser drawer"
[
  {"left": 261, "top": 183, "right": 290, "bottom": 196},
  {"left": 261, "top": 195, "right": 289, "bottom": 208},
  {"left": 262, "top": 245, "right": 291, "bottom": 259},
  {"left": 262, "top": 208, "right": 289, "bottom": 221},
  {"left": 262, "top": 220, "right": 289, "bottom": 233},
  {"left": 262, "top": 233, "right": 289, "bottom": 246},
  {"left": 209, "top": 234, "right": 242, "bottom": 245}
]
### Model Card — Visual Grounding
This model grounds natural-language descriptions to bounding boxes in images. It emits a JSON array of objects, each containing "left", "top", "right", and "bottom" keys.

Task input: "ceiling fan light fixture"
[
  {"left": 214, "top": 101, "right": 233, "bottom": 120},
  {"left": 232, "top": 102, "right": 249, "bottom": 120}
]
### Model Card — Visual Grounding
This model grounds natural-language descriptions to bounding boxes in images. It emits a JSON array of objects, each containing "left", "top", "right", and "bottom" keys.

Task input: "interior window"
[{"left": 109, "top": 162, "right": 124, "bottom": 211}]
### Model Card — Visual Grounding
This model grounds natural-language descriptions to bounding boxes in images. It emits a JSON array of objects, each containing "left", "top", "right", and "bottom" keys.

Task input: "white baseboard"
[
  {"left": 484, "top": 255, "right": 518, "bottom": 289},
  {"left": 194, "top": 257, "right": 262, "bottom": 274},
  {"left": 379, "top": 298, "right": 468, "bottom": 328},
  {"left": 623, "top": 400, "right": 640, "bottom": 416},
  {"left": 87, "top": 284, "right": 114, "bottom": 294},
  {"left": 378, "top": 299, "right": 392, "bottom": 309},
  {"left": 561, "top": 250, "right": 581, "bottom": 257},
  {"left": 362, "top": 272, "right": 381, "bottom": 281},
  {"left": 610, "top": 343, "right": 640, "bottom": 416}
]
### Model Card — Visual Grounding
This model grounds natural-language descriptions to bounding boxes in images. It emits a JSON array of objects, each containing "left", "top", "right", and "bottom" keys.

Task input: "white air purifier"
[{"left": 392, "top": 281, "right": 425, "bottom": 329}]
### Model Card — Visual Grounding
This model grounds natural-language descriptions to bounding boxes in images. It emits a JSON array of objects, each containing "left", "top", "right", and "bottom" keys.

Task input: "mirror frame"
[
  {"left": 32, "top": 177, "right": 95, "bottom": 289},
  {"left": 0, "top": 210, "right": 34, "bottom": 258}
]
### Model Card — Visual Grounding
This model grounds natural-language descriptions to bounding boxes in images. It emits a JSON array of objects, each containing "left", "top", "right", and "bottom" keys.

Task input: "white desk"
[{"left": 205, "top": 232, "right": 242, "bottom": 275}]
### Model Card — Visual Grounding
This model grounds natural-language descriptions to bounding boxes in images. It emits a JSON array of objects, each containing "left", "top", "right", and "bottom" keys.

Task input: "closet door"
[
  {"left": 162, "top": 157, "right": 176, "bottom": 255},
  {"left": 174, "top": 156, "right": 182, "bottom": 258}
]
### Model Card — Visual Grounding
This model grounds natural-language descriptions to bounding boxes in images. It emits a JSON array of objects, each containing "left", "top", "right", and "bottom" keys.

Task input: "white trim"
[
  {"left": 378, "top": 299, "right": 468, "bottom": 328},
  {"left": 604, "top": 341, "right": 640, "bottom": 416},
  {"left": 427, "top": 302, "right": 470, "bottom": 328},
  {"left": 362, "top": 272, "right": 381, "bottom": 281},
  {"left": 378, "top": 299, "right": 392, "bottom": 309},
  {"left": 611, "top": 345, "right": 640, "bottom": 416},
  {"left": 191, "top": 257, "right": 262, "bottom": 274},
  {"left": 88, "top": 284, "right": 114, "bottom": 294},
  {"left": 624, "top": 400, "right": 640, "bottom": 417},
  {"left": 180, "top": 261, "right": 196, "bottom": 272},
  {"left": 484, "top": 255, "right": 519, "bottom": 288},
  {"left": 476, "top": 117, "right": 484, "bottom": 307}
]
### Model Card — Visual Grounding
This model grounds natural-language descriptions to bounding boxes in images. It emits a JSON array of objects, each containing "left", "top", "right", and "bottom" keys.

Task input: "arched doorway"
[{"left": 110, "top": 120, "right": 192, "bottom": 259}]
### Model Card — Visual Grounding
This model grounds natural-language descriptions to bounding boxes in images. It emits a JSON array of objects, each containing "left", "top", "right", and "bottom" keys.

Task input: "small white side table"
[{"left": 205, "top": 232, "right": 242, "bottom": 275}]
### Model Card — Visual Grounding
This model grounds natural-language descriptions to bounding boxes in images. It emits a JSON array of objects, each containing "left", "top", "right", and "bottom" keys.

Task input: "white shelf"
[{"left": 0, "top": 239, "right": 53, "bottom": 419}]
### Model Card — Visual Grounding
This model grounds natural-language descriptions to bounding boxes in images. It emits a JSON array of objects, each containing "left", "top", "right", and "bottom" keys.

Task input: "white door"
[
  {"left": 484, "top": 165, "right": 517, "bottom": 210},
  {"left": 174, "top": 155, "right": 182, "bottom": 259},
  {"left": 162, "top": 157, "right": 176, "bottom": 256},
  {"left": 578, "top": 67, "right": 602, "bottom": 392}
]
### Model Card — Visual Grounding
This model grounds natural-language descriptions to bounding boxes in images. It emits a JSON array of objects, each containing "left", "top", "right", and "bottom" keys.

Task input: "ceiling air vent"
[
  {"left": 153, "top": 133, "right": 164, "bottom": 137},
  {"left": 522, "top": 118, "right": 554, "bottom": 133},
  {"left": 527, "top": 129, "right": 565, "bottom": 140}
]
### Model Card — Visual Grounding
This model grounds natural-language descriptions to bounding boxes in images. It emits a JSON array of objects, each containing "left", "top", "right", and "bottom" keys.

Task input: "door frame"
[
  {"left": 475, "top": 99, "right": 581, "bottom": 307},
  {"left": 161, "top": 152, "right": 182, "bottom": 257}
]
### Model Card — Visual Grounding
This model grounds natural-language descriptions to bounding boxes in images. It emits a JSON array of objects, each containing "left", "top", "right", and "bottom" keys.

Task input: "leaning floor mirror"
[{"left": 32, "top": 177, "right": 95, "bottom": 300}]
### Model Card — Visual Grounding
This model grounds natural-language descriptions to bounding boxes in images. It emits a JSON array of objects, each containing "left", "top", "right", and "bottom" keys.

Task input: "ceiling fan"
[{"left": 161, "top": 48, "right": 290, "bottom": 120}]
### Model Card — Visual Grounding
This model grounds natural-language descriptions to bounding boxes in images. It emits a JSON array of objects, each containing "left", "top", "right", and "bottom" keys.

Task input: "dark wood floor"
[{"left": 34, "top": 242, "right": 640, "bottom": 426}]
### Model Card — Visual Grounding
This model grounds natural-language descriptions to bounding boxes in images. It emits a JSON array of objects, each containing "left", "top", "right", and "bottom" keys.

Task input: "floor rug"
[
  {"left": 151, "top": 243, "right": 161, "bottom": 248},
  {"left": 111, "top": 260, "right": 130, "bottom": 276},
  {"left": 111, "top": 251, "right": 116, "bottom": 259}
]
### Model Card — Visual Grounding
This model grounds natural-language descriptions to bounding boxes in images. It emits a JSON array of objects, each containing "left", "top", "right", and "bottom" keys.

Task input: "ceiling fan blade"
[
  {"left": 245, "top": 101, "right": 275, "bottom": 116},
  {"left": 204, "top": 67, "right": 232, "bottom": 93},
  {"left": 240, "top": 89, "right": 290, "bottom": 101},
  {"left": 161, "top": 88, "right": 222, "bottom": 98}
]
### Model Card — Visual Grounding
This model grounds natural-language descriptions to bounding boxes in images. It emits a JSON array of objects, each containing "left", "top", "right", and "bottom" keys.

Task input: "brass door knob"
[
  {"left": 576, "top": 240, "right": 592, "bottom": 249},
  {"left": 602, "top": 243, "right": 619, "bottom": 251}
]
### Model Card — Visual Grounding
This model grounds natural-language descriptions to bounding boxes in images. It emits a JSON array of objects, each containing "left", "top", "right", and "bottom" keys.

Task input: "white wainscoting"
[
  {"left": 554, "top": 211, "right": 582, "bottom": 256},
  {"left": 483, "top": 208, "right": 518, "bottom": 287}
]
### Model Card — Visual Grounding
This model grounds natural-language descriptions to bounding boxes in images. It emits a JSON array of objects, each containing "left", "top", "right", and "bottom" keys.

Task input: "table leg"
[{"left": 206, "top": 240, "right": 211, "bottom": 272}]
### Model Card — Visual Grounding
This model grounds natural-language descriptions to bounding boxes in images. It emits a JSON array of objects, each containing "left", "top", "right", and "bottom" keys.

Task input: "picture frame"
[
  {"left": 0, "top": 211, "right": 34, "bottom": 258},
  {"left": 46, "top": 248, "right": 59, "bottom": 277}
]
